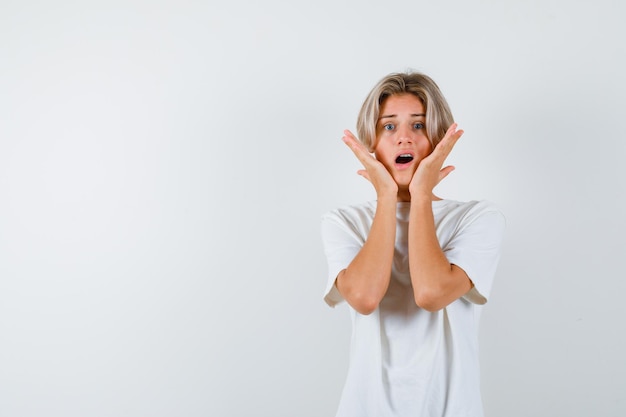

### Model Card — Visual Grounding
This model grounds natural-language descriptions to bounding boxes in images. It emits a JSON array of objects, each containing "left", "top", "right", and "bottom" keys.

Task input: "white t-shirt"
[{"left": 321, "top": 199, "right": 505, "bottom": 417}]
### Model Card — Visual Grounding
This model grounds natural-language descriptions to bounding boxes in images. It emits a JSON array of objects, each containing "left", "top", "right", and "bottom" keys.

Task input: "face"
[{"left": 374, "top": 93, "right": 432, "bottom": 191}]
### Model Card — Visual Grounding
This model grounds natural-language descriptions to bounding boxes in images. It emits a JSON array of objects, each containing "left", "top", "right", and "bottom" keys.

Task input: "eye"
[
  {"left": 413, "top": 122, "right": 424, "bottom": 130},
  {"left": 383, "top": 123, "right": 395, "bottom": 131}
]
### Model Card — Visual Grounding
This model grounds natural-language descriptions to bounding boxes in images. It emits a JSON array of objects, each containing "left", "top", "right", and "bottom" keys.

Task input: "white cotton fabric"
[{"left": 321, "top": 199, "right": 505, "bottom": 417}]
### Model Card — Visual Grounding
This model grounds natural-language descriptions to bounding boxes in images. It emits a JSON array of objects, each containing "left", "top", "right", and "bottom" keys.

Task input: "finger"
[
  {"left": 433, "top": 124, "right": 463, "bottom": 159},
  {"left": 357, "top": 169, "right": 371, "bottom": 182},
  {"left": 438, "top": 165, "right": 455, "bottom": 183},
  {"left": 444, "top": 124, "right": 464, "bottom": 146},
  {"left": 440, "top": 124, "right": 463, "bottom": 147},
  {"left": 342, "top": 130, "right": 369, "bottom": 154},
  {"left": 342, "top": 130, "right": 376, "bottom": 167}
]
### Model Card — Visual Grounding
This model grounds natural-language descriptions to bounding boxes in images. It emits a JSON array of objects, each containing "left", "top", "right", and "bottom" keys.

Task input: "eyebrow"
[{"left": 378, "top": 113, "right": 426, "bottom": 120}]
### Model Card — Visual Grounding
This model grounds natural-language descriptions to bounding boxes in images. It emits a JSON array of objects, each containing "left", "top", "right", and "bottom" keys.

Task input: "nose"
[{"left": 396, "top": 125, "right": 413, "bottom": 145}]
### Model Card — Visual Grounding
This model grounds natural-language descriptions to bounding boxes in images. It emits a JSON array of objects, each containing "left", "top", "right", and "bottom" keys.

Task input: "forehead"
[{"left": 379, "top": 93, "right": 425, "bottom": 116}]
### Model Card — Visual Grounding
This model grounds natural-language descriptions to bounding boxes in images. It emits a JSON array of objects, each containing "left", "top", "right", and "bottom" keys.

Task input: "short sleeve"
[
  {"left": 443, "top": 207, "right": 506, "bottom": 305},
  {"left": 320, "top": 212, "right": 366, "bottom": 308}
]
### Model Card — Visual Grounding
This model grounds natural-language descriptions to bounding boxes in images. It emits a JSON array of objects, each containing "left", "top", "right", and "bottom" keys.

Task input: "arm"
[
  {"left": 336, "top": 130, "right": 398, "bottom": 315},
  {"left": 408, "top": 124, "right": 472, "bottom": 312},
  {"left": 408, "top": 197, "right": 472, "bottom": 311}
]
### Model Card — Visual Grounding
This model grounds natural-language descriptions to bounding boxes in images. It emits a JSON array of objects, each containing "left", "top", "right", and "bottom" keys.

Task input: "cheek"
[
  {"left": 374, "top": 152, "right": 394, "bottom": 170},
  {"left": 374, "top": 153, "right": 387, "bottom": 165},
  {"left": 419, "top": 138, "right": 433, "bottom": 154}
]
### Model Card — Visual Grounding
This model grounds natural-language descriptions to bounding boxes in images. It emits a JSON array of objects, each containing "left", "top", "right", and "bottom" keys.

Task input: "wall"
[{"left": 1, "top": 1, "right": 624, "bottom": 416}]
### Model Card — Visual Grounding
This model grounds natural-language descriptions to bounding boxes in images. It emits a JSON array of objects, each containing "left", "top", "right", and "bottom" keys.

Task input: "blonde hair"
[{"left": 356, "top": 72, "right": 454, "bottom": 151}]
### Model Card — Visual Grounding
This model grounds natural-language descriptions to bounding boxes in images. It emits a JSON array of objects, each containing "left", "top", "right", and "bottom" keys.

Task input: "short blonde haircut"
[{"left": 356, "top": 72, "right": 454, "bottom": 151}]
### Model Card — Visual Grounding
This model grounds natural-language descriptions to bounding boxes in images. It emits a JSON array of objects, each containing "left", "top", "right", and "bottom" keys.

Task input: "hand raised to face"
[
  {"left": 342, "top": 129, "right": 398, "bottom": 200},
  {"left": 409, "top": 123, "right": 464, "bottom": 200}
]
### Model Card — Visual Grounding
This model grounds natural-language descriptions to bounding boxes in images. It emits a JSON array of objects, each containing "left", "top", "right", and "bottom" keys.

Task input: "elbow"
[
  {"left": 336, "top": 269, "right": 387, "bottom": 315},
  {"left": 350, "top": 292, "right": 381, "bottom": 315},
  {"left": 414, "top": 289, "right": 446, "bottom": 312}
]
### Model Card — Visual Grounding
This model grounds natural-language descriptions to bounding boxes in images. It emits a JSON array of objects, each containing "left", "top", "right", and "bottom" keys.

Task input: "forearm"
[
  {"left": 408, "top": 196, "right": 471, "bottom": 311},
  {"left": 337, "top": 195, "right": 397, "bottom": 315}
]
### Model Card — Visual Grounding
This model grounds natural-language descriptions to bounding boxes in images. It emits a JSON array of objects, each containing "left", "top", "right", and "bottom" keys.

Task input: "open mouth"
[{"left": 395, "top": 154, "right": 414, "bottom": 164}]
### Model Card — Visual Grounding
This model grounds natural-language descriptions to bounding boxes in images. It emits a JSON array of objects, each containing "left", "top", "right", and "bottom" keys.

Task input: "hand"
[
  {"left": 409, "top": 123, "right": 464, "bottom": 199},
  {"left": 342, "top": 130, "right": 398, "bottom": 199}
]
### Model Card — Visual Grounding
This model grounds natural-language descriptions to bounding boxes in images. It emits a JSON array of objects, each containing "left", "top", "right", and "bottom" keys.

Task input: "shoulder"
[
  {"left": 435, "top": 199, "right": 506, "bottom": 234},
  {"left": 436, "top": 199, "right": 504, "bottom": 220},
  {"left": 321, "top": 200, "right": 377, "bottom": 225},
  {"left": 465, "top": 200, "right": 506, "bottom": 227},
  {"left": 320, "top": 201, "right": 378, "bottom": 243}
]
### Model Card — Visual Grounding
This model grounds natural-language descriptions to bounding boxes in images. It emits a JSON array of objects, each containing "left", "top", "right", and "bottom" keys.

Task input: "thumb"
[
  {"left": 438, "top": 166, "right": 455, "bottom": 182},
  {"left": 357, "top": 169, "right": 371, "bottom": 182}
]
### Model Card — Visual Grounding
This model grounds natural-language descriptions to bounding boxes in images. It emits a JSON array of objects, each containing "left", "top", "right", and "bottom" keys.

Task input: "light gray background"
[{"left": 1, "top": 1, "right": 625, "bottom": 416}]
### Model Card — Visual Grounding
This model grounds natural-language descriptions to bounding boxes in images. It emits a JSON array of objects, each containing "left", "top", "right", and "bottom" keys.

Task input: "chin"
[{"left": 393, "top": 172, "right": 413, "bottom": 187}]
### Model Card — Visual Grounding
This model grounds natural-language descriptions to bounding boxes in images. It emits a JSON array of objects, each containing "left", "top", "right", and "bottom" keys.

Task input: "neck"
[{"left": 396, "top": 190, "right": 442, "bottom": 203}]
